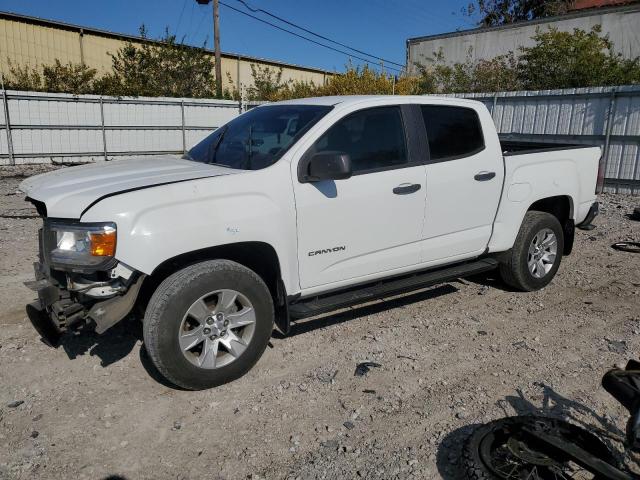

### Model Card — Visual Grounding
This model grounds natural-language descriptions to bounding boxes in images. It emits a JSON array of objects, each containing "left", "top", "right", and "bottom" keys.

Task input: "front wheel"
[
  {"left": 499, "top": 211, "right": 564, "bottom": 291},
  {"left": 143, "top": 260, "right": 274, "bottom": 390}
]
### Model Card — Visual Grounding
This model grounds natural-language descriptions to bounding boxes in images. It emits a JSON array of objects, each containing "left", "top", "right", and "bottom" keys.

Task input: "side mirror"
[{"left": 304, "top": 152, "right": 352, "bottom": 182}]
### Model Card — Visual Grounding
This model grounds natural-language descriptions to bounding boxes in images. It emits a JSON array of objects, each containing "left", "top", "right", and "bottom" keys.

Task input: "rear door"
[
  {"left": 418, "top": 104, "right": 503, "bottom": 263},
  {"left": 293, "top": 105, "right": 427, "bottom": 290}
]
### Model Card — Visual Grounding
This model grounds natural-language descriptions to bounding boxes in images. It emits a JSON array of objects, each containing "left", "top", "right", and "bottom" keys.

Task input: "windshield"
[{"left": 184, "top": 104, "right": 332, "bottom": 170}]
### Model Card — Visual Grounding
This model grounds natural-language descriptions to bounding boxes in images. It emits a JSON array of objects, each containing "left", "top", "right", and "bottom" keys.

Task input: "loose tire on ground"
[
  {"left": 462, "top": 416, "right": 617, "bottom": 480},
  {"left": 499, "top": 211, "right": 564, "bottom": 292},
  {"left": 143, "top": 260, "right": 274, "bottom": 390}
]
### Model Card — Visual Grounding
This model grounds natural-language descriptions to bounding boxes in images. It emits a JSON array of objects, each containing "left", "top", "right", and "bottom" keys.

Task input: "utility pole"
[
  {"left": 213, "top": 0, "right": 222, "bottom": 98},
  {"left": 196, "top": 0, "right": 222, "bottom": 98}
]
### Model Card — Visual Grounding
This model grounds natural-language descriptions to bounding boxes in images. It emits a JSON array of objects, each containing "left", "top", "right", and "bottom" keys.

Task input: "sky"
[{"left": 0, "top": 0, "right": 477, "bottom": 73}]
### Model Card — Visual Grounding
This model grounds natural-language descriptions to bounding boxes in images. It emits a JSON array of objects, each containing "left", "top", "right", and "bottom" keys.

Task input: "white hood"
[{"left": 19, "top": 156, "right": 238, "bottom": 219}]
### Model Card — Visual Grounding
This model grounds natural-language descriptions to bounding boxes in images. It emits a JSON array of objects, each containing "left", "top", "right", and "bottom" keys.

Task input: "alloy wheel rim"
[
  {"left": 178, "top": 289, "right": 256, "bottom": 369},
  {"left": 527, "top": 228, "right": 557, "bottom": 279}
]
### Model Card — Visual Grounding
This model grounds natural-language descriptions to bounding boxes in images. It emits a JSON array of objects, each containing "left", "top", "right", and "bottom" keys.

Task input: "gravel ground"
[{"left": 0, "top": 165, "right": 639, "bottom": 480}]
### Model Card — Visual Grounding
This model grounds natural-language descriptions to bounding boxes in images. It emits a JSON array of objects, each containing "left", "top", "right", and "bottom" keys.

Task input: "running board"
[{"left": 289, "top": 258, "right": 498, "bottom": 320}]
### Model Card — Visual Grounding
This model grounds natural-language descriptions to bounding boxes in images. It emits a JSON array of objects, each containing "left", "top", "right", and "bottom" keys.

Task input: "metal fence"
[
  {"left": 0, "top": 90, "right": 257, "bottom": 166},
  {"left": 2, "top": 87, "right": 640, "bottom": 194},
  {"left": 446, "top": 85, "right": 640, "bottom": 194}
]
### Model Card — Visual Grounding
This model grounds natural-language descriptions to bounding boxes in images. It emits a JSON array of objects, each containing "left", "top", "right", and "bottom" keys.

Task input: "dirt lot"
[{"left": 0, "top": 165, "right": 639, "bottom": 480}]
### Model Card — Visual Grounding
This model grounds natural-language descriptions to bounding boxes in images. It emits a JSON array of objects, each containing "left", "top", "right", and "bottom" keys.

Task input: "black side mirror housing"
[{"left": 303, "top": 152, "right": 352, "bottom": 182}]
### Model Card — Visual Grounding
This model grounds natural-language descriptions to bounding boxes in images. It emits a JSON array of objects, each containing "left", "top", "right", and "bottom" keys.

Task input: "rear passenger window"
[
  {"left": 420, "top": 105, "right": 484, "bottom": 161},
  {"left": 311, "top": 106, "right": 407, "bottom": 173}
]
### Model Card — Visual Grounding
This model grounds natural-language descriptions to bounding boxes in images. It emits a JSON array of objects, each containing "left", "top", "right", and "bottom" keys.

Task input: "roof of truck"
[{"left": 271, "top": 95, "right": 483, "bottom": 107}]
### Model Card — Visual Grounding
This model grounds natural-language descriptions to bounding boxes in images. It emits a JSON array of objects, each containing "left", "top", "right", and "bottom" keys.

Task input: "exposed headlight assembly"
[{"left": 45, "top": 222, "right": 117, "bottom": 271}]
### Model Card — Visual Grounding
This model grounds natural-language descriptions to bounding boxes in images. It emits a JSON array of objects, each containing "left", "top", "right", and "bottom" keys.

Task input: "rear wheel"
[
  {"left": 499, "top": 211, "right": 564, "bottom": 291},
  {"left": 143, "top": 260, "right": 274, "bottom": 390},
  {"left": 462, "top": 416, "right": 617, "bottom": 479}
]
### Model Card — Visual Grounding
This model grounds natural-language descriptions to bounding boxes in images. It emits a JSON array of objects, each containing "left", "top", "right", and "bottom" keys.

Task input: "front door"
[{"left": 293, "top": 106, "right": 427, "bottom": 290}]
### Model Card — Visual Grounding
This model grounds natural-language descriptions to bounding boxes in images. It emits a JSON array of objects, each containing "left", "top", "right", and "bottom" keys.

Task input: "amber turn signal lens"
[{"left": 90, "top": 230, "right": 116, "bottom": 256}]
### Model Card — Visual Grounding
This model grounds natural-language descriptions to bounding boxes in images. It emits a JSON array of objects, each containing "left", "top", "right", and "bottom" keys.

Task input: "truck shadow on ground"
[
  {"left": 58, "top": 315, "right": 141, "bottom": 367},
  {"left": 280, "top": 283, "right": 459, "bottom": 338},
  {"left": 463, "top": 270, "right": 516, "bottom": 292},
  {"left": 55, "top": 315, "right": 185, "bottom": 389},
  {"left": 435, "top": 383, "right": 626, "bottom": 479},
  {"left": 56, "top": 283, "right": 459, "bottom": 388}
]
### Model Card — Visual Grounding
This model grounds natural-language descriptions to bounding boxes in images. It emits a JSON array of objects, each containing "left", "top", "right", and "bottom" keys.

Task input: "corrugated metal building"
[
  {"left": 0, "top": 11, "right": 332, "bottom": 92},
  {"left": 406, "top": 3, "right": 640, "bottom": 72}
]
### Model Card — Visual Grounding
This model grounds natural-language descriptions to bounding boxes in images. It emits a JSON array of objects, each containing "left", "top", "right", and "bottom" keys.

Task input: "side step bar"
[{"left": 289, "top": 258, "right": 498, "bottom": 320}]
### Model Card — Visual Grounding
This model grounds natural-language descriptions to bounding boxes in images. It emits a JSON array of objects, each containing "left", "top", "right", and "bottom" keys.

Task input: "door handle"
[
  {"left": 393, "top": 183, "right": 421, "bottom": 195},
  {"left": 474, "top": 171, "right": 496, "bottom": 181}
]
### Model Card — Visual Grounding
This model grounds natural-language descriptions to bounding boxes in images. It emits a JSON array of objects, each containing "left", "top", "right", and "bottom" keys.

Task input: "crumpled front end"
[{"left": 25, "top": 217, "right": 145, "bottom": 346}]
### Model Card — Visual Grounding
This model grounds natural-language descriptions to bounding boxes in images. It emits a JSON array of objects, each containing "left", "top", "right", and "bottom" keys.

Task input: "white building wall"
[{"left": 407, "top": 4, "right": 640, "bottom": 72}]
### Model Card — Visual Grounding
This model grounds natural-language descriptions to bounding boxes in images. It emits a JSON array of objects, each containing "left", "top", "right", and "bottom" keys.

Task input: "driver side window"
[{"left": 311, "top": 106, "right": 408, "bottom": 174}]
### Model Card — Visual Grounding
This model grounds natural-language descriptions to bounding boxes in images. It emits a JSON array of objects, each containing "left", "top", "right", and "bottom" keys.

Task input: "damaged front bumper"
[{"left": 25, "top": 261, "right": 145, "bottom": 347}]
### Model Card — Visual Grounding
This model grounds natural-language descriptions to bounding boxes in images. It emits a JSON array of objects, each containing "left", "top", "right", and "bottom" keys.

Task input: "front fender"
[{"left": 80, "top": 162, "right": 300, "bottom": 294}]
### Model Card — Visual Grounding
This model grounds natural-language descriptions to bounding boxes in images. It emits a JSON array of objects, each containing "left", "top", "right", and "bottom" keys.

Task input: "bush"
[
  {"left": 412, "top": 25, "right": 640, "bottom": 94},
  {"left": 235, "top": 62, "right": 416, "bottom": 101},
  {"left": 320, "top": 63, "right": 394, "bottom": 95},
  {"left": 517, "top": 25, "right": 640, "bottom": 89},
  {"left": 3, "top": 26, "right": 221, "bottom": 98},
  {"left": 102, "top": 27, "right": 219, "bottom": 98},
  {"left": 3, "top": 23, "right": 639, "bottom": 99},
  {"left": 4, "top": 59, "right": 98, "bottom": 94}
]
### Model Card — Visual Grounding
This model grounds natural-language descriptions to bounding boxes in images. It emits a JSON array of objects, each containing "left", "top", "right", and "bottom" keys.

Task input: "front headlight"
[{"left": 45, "top": 222, "right": 117, "bottom": 270}]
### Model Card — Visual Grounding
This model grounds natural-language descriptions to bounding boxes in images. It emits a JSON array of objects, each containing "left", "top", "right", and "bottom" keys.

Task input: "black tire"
[
  {"left": 143, "top": 260, "right": 274, "bottom": 390},
  {"left": 499, "top": 211, "right": 564, "bottom": 292},
  {"left": 462, "top": 416, "right": 616, "bottom": 480}
]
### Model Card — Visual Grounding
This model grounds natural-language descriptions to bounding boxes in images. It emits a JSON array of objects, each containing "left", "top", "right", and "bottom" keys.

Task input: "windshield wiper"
[{"left": 208, "top": 125, "right": 228, "bottom": 165}]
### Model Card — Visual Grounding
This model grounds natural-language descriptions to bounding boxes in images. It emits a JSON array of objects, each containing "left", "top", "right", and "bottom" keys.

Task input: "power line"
[
  {"left": 219, "top": 1, "right": 403, "bottom": 73},
  {"left": 233, "top": 0, "right": 405, "bottom": 68},
  {"left": 175, "top": 0, "right": 189, "bottom": 36},
  {"left": 183, "top": 1, "right": 196, "bottom": 43},
  {"left": 403, "top": 0, "right": 460, "bottom": 32},
  {"left": 192, "top": 7, "right": 210, "bottom": 46}
]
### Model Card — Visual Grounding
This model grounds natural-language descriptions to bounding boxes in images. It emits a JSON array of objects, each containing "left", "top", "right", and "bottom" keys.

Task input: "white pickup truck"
[{"left": 20, "top": 95, "right": 600, "bottom": 390}]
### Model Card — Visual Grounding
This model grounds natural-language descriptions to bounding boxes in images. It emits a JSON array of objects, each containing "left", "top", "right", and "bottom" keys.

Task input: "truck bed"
[
  {"left": 500, "top": 139, "right": 590, "bottom": 156},
  {"left": 488, "top": 138, "right": 601, "bottom": 253}
]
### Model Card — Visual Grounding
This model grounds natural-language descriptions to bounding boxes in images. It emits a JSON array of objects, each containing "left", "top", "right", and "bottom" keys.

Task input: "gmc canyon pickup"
[{"left": 20, "top": 95, "right": 601, "bottom": 390}]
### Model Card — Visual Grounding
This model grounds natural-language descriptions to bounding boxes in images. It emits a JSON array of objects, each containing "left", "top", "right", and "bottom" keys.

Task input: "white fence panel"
[
  {"left": 0, "top": 90, "right": 245, "bottom": 165},
  {"left": 1, "top": 88, "right": 639, "bottom": 194}
]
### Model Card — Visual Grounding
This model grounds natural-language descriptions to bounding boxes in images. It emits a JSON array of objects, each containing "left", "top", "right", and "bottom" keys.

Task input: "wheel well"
[
  {"left": 528, "top": 195, "right": 574, "bottom": 255},
  {"left": 135, "top": 242, "right": 282, "bottom": 316}
]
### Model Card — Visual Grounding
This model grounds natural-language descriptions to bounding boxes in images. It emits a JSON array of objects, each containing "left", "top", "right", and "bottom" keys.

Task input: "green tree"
[
  {"left": 103, "top": 26, "right": 219, "bottom": 98},
  {"left": 41, "top": 60, "right": 98, "bottom": 94},
  {"left": 465, "top": 0, "right": 572, "bottom": 27},
  {"left": 240, "top": 64, "right": 322, "bottom": 101},
  {"left": 278, "top": 79, "right": 320, "bottom": 100},
  {"left": 414, "top": 49, "right": 520, "bottom": 94},
  {"left": 517, "top": 25, "right": 640, "bottom": 89},
  {"left": 320, "top": 63, "right": 394, "bottom": 96},
  {"left": 3, "top": 59, "right": 99, "bottom": 94},
  {"left": 244, "top": 64, "right": 287, "bottom": 101},
  {"left": 3, "top": 60, "right": 43, "bottom": 91}
]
